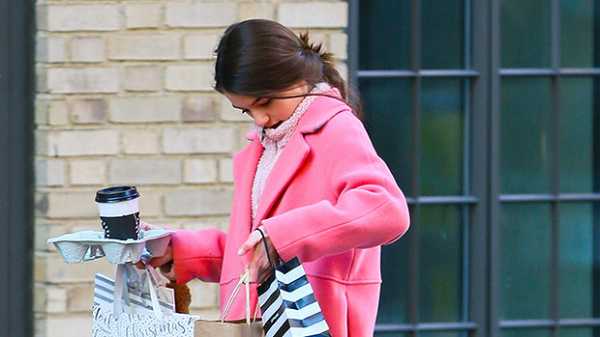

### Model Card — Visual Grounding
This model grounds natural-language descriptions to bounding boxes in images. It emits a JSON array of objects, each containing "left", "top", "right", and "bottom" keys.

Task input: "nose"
[{"left": 250, "top": 110, "right": 270, "bottom": 127}]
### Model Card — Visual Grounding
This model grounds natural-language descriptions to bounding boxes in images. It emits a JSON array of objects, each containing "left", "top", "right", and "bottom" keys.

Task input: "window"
[{"left": 350, "top": 1, "right": 600, "bottom": 336}]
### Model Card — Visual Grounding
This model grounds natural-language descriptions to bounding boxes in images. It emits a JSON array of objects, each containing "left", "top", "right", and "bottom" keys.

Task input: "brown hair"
[{"left": 214, "top": 19, "right": 361, "bottom": 117}]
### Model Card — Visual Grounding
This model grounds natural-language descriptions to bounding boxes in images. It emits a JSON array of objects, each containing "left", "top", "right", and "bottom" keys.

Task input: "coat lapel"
[
  {"left": 252, "top": 132, "right": 310, "bottom": 228},
  {"left": 233, "top": 132, "right": 263, "bottom": 231}
]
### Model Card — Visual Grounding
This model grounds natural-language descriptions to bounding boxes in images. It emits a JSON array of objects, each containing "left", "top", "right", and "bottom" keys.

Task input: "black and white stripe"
[{"left": 257, "top": 257, "right": 331, "bottom": 337}]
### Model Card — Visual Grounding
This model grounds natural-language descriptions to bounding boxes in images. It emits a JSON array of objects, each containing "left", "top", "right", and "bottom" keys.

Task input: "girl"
[{"left": 143, "top": 19, "right": 410, "bottom": 337}]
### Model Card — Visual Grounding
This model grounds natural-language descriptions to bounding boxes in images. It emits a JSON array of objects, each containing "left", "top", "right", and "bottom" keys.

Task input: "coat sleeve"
[
  {"left": 170, "top": 228, "right": 227, "bottom": 284},
  {"left": 260, "top": 111, "right": 410, "bottom": 263}
]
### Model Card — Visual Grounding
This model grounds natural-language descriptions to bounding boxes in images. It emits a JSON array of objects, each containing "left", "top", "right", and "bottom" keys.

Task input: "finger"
[
  {"left": 134, "top": 261, "right": 146, "bottom": 270},
  {"left": 160, "top": 266, "right": 177, "bottom": 281},
  {"left": 149, "top": 254, "right": 172, "bottom": 268},
  {"left": 237, "top": 231, "right": 261, "bottom": 256}
]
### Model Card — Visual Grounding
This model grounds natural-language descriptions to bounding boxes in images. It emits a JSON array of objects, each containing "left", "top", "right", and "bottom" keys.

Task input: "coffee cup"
[{"left": 95, "top": 186, "right": 141, "bottom": 240}]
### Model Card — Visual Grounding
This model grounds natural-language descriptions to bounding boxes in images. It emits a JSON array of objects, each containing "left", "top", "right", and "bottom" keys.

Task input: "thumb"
[{"left": 237, "top": 231, "right": 261, "bottom": 256}]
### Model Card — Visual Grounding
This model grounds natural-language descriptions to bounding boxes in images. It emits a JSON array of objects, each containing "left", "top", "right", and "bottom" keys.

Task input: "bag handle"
[
  {"left": 221, "top": 267, "right": 255, "bottom": 324},
  {"left": 256, "top": 228, "right": 276, "bottom": 270}
]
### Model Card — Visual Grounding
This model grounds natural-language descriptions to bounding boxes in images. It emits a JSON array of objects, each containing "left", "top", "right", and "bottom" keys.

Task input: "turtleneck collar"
[{"left": 256, "top": 82, "right": 331, "bottom": 148}]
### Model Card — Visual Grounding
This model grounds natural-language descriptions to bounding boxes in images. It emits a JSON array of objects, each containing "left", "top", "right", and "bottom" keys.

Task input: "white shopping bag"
[
  {"left": 92, "top": 264, "right": 199, "bottom": 337},
  {"left": 93, "top": 265, "right": 175, "bottom": 315}
]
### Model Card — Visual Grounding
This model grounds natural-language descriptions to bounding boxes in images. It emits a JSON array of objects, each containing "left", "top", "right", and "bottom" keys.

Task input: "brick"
[
  {"left": 219, "top": 95, "right": 251, "bottom": 122},
  {"left": 121, "top": 129, "right": 160, "bottom": 154},
  {"left": 45, "top": 286, "right": 67, "bottom": 313},
  {"left": 109, "top": 159, "right": 181, "bottom": 185},
  {"left": 34, "top": 284, "right": 47, "bottom": 313},
  {"left": 48, "top": 100, "right": 69, "bottom": 126},
  {"left": 219, "top": 158, "right": 233, "bottom": 183},
  {"left": 35, "top": 159, "right": 65, "bottom": 186},
  {"left": 35, "top": 98, "right": 49, "bottom": 125},
  {"left": 37, "top": 35, "right": 67, "bottom": 63},
  {"left": 35, "top": 222, "right": 70, "bottom": 252},
  {"left": 164, "top": 188, "right": 232, "bottom": 216},
  {"left": 37, "top": 64, "right": 48, "bottom": 93},
  {"left": 278, "top": 2, "right": 348, "bottom": 28},
  {"left": 36, "top": 130, "right": 49, "bottom": 156},
  {"left": 46, "top": 130, "right": 119, "bottom": 156},
  {"left": 69, "top": 99, "right": 107, "bottom": 124},
  {"left": 124, "top": 66, "right": 162, "bottom": 92},
  {"left": 67, "top": 284, "right": 93, "bottom": 312},
  {"left": 40, "top": 191, "right": 98, "bottom": 218},
  {"left": 162, "top": 127, "right": 235, "bottom": 154},
  {"left": 42, "top": 314, "right": 93, "bottom": 337},
  {"left": 125, "top": 3, "right": 162, "bottom": 29},
  {"left": 136, "top": 189, "right": 162, "bottom": 217},
  {"left": 69, "top": 160, "right": 106, "bottom": 185},
  {"left": 47, "top": 68, "right": 119, "bottom": 94},
  {"left": 165, "top": 3, "right": 237, "bottom": 28},
  {"left": 184, "top": 159, "right": 218, "bottom": 183},
  {"left": 46, "top": 5, "right": 121, "bottom": 32},
  {"left": 109, "top": 34, "right": 180, "bottom": 60},
  {"left": 183, "top": 33, "right": 218, "bottom": 60},
  {"left": 165, "top": 64, "right": 213, "bottom": 91},
  {"left": 239, "top": 2, "right": 275, "bottom": 20},
  {"left": 70, "top": 36, "right": 105, "bottom": 63},
  {"left": 182, "top": 96, "right": 216, "bottom": 122},
  {"left": 110, "top": 96, "right": 180, "bottom": 123},
  {"left": 188, "top": 280, "right": 219, "bottom": 309},
  {"left": 329, "top": 32, "right": 347, "bottom": 60}
]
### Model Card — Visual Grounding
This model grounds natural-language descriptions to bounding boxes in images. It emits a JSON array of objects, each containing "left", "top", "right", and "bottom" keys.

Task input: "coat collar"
[
  {"left": 244, "top": 87, "right": 350, "bottom": 142},
  {"left": 236, "top": 87, "right": 352, "bottom": 228}
]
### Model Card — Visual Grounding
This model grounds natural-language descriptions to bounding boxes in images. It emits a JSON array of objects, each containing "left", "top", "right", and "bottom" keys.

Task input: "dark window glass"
[
  {"left": 502, "top": 329, "right": 550, "bottom": 337},
  {"left": 359, "top": 0, "right": 411, "bottom": 70},
  {"left": 500, "top": 78, "right": 552, "bottom": 194},
  {"left": 361, "top": 78, "right": 413, "bottom": 196},
  {"left": 500, "top": 204, "right": 551, "bottom": 319},
  {"left": 378, "top": 224, "right": 410, "bottom": 324},
  {"left": 559, "top": 78, "right": 600, "bottom": 193},
  {"left": 419, "top": 332, "right": 466, "bottom": 337},
  {"left": 501, "top": 0, "right": 551, "bottom": 68},
  {"left": 421, "top": 79, "right": 465, "bottom": 196},
  {"left": 419, "top": 205, "right": 464, "bottom": 322},
  {"left": 422, "top": 0, "right": 465, "bottom": 69},
  {"left": 559, "top": 328, "right": 599, "bottom": 337},
  {"left": 560, "top": 0, "right": 598, "bottom": 67},
  {"left": 375, "top": 333, "right": 409, "bottom": 337},
  {"left": 559, "top": 203, "right": 597, "bottom": 318}
]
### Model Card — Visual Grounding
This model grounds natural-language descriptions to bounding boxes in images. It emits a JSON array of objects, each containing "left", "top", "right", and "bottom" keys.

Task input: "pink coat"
[{"left": 170, "top": 88, "right": 410, "bottom": 337}]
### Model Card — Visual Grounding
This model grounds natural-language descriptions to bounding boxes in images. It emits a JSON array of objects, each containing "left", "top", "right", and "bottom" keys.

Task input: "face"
[{"left": 223, "top": 83, "right": 310, "bottom": 129}]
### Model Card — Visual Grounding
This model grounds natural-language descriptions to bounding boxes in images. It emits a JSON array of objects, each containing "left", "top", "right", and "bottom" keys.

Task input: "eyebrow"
[{"left": 232, "top": 97, "right": 263, "bottom": 110}]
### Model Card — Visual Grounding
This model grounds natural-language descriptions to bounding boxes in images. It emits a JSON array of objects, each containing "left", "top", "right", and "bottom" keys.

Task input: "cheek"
[{"left": 269, "top": 100, "right": 295, "bottom": 120}]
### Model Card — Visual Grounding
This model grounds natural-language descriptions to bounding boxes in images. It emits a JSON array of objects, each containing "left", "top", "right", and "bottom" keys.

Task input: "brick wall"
[{"left": 33, "top": 1, "right": 348, "bottom": 336}]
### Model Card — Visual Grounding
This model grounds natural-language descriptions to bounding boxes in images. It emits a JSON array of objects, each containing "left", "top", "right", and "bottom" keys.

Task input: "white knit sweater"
[{"left": 251, "top": 82, "right": 331, "bottom": 221}]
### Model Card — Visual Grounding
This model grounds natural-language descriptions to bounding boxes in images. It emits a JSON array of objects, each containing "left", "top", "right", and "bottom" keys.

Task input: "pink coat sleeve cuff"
[{"left": 170, "top": 228, "right": 227, "bottom": 284}]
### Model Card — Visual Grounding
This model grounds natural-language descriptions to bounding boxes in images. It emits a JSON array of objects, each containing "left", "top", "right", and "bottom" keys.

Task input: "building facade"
[{"left": 0, "top": 1, "right": 598, "bottom": 337}]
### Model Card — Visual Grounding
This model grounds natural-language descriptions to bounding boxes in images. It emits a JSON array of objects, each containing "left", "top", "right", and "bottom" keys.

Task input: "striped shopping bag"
[{"left": 255, "top": 229, "right": 331, "bottom": 337}]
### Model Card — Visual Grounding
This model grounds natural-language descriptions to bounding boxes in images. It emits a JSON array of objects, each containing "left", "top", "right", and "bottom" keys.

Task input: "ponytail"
[{"left": 298, "top": 32, "right": 362, "bottom": 118}]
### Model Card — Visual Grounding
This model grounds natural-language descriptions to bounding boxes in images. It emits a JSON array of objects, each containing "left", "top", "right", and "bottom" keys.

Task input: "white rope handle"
[
  {"left": 146, "top": 269, "right": 164, "bottom": 319},
  {"left": 221, "top": 267, "right": 254, "bottom": 323}
]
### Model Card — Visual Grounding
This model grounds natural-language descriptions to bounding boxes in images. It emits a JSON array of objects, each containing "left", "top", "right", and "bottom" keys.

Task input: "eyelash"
[{"left": 240, "top": 99, "right": 271, "bottom": 115}]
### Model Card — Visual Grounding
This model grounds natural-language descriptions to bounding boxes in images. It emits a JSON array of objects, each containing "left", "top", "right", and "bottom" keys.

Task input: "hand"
[
  {"left": 135, "top": 221, "right": 176, "bottom": 281},
  {"left": 238, "top": 228, "right": 280, "bottom": 284}
]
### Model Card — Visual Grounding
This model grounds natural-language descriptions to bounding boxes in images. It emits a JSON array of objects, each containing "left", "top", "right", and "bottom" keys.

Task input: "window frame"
[{"left": 349, "top": 0, "right": 600, "bottom": 336}]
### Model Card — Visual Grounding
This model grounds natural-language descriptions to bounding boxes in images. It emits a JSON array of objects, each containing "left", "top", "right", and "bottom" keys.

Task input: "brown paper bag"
[{"left": 194, "top": 320, "right": 263, "bottom": 337}]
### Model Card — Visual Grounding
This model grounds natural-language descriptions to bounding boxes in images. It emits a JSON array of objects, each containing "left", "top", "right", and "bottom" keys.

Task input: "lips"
[{"left": 266, "top": 121, "right": 283, "bottom": 129}]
